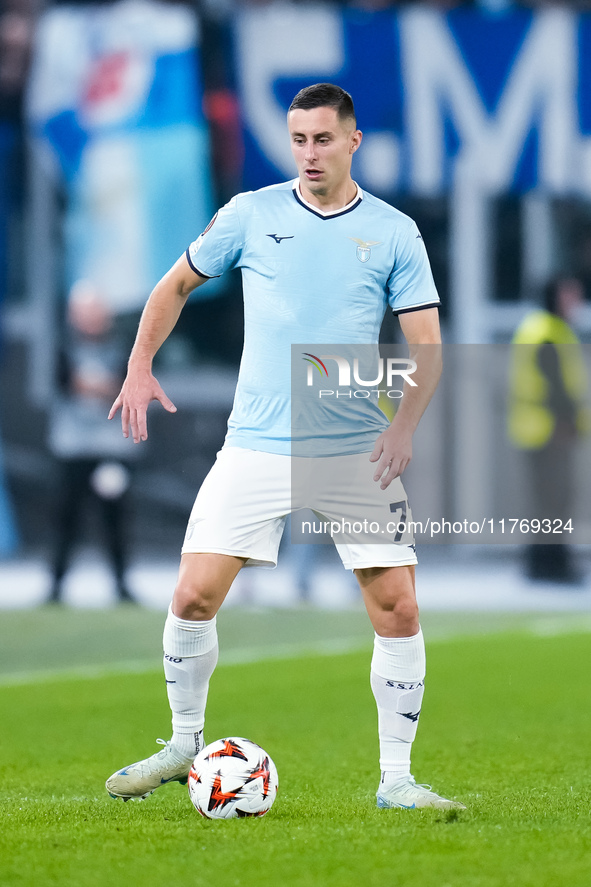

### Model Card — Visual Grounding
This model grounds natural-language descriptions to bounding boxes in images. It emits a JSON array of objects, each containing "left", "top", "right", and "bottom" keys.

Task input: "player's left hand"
[{"left": 369, "top": 425, "right": 412, "bottom": 489}]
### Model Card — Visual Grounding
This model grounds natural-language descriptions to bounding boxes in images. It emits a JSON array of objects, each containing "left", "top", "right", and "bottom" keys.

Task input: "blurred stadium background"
[{"left": 1, "top": 0, "right": 591, "bottom": 612}]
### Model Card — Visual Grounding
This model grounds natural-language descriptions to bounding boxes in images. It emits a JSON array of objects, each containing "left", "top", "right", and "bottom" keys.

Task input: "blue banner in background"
[
  {"left": 27, "top": 0, "right": 216, "bottom": 313},
  {"left": 234, "top": 5, "right": 591, "bottom": 198}
]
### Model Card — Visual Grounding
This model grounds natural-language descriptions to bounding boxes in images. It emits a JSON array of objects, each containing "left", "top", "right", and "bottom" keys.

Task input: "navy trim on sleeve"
[
  {"left": 393, "top": 302, "right": 440, "bottom": 316},
  {"left": 185, "top": 248, "right": 219, "bottom": 280}
]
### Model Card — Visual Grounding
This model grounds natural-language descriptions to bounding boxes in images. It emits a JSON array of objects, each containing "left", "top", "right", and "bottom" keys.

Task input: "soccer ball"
[{"left": 187, "top": 737, "right": 278, "bottom": 819}]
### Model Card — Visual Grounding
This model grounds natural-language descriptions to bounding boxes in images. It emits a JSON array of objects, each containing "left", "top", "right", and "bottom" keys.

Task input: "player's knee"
[
  {"left": 172, "top": 554, "right": 242, "bottom": 620},
  {"left": 172, "top": 578, "right": 221, "bottom": 621},
  {"left": 394, "top": 594, "right": 419, "bottom": 629}
]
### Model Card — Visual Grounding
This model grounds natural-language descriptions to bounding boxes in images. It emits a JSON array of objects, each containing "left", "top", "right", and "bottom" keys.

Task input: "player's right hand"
[{"left": 108, "top": 370, "right": 177, "bottom": 443}]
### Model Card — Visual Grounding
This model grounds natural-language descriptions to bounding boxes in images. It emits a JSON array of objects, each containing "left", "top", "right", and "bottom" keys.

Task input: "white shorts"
[{"left": 181, "top": 447, "right": 418, "bottom": 571}]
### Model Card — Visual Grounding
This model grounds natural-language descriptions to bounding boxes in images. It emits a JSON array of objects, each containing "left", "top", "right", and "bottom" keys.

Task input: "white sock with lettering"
[
  {"left": 162, "top": 605, "right": 218, "bottom": 759},
  {"left": 370, "top": 628, "right": 426, "bottom": 787}
]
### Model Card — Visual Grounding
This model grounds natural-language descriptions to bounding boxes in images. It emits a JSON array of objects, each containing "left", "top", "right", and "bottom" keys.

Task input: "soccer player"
[{"left": 105, "top": 83, "right": 464, "bottom": 810}]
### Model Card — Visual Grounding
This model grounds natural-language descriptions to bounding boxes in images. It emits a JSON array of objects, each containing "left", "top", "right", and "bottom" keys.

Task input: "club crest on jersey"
[{"left": 349, "top": 237, "right": 381, "bottom": 263}]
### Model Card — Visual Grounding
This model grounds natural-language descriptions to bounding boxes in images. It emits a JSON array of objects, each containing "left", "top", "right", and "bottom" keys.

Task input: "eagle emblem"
[{"left": 348, "top": 237, "right": 382, "bottom": 263}]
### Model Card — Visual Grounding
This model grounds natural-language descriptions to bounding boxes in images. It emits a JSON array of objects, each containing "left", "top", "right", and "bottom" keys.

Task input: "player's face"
[{"left": 288, "top": 106, "right": 362, "bottom": 203}]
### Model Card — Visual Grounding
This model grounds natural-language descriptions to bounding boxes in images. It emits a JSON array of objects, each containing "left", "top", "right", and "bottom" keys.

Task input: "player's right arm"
[{"left": 108, "top": 254, "right": 208, "bottom": 443}]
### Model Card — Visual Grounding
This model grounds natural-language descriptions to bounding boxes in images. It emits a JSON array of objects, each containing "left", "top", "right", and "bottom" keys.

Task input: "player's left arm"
[{"left": 370, "top": 307, "right": 442, "bottom": 489}]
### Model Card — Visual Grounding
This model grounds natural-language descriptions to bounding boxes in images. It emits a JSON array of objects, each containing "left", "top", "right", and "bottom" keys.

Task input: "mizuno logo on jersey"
[
  {"left": 267, "top": 234, "right": 294, "bottom": 244},
  {"left": 348, "top": 237, "right": 382, "bottom": 263}
]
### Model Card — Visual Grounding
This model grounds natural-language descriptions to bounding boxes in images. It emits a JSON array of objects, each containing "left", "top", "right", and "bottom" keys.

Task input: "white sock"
[
  {"left": 162, "top": 605, "right": 218, "bottom": 758},
  {"left": 370, "top": 628, "right": 426, "bottom": 784}
]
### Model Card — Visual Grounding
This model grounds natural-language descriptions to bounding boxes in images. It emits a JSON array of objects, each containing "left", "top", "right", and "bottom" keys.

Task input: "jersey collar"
[{"left": 292, "top": 180, "right": 363, "bottom": 219}]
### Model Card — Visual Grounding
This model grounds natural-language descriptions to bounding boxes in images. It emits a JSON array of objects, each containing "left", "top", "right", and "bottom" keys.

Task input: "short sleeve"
[
  {"left": 387, "top": 221, "right": 440, "bottom": 315},
  {"left": 186, "top": 194, "right": 245, "bottom": 279}
]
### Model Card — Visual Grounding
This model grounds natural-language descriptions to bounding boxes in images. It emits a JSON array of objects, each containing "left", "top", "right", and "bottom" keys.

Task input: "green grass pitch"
[{"left": 0, "top": 608, "right": 590, "bottom": 886}]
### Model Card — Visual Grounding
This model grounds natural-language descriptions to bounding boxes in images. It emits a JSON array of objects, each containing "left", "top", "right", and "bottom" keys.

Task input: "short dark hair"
[{"left": 289, "top": 83, "right": 356, "bottom": 126}]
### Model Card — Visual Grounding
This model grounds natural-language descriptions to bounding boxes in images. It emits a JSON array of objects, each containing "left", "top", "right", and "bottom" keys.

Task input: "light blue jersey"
[{"left": 186, "top": 180, "right": 439, "bottom": 455}]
